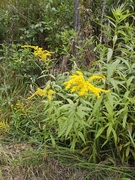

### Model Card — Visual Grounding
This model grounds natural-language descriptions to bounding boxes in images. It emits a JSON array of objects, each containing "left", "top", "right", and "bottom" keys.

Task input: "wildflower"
[
  {"left": 28, "top": 84, "right": 55, "bottom": 100},
  {"left": 21, "top": 45, "right": 53, "bottom": 61},
  {"left": 16, "top": 100, "right": 25, "bottom": 109},
  {"left": 13, "top": 100, "right": 31, "bottom": 115},
  {"left": 0, "top": 120, "right": 10, "bottom": 135},
  {"left": 64, "top": 71, "right": 110, "bottom": 98},
  {"left": 47, "top": 89, "right": 56, "bottom": 100}
]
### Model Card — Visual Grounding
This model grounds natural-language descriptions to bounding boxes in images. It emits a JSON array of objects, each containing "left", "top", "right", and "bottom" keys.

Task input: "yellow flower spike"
[
  {"left": 87, "top": 74, "right": 105, "bottom": 82},
  {"left": 47, "top": 90, "right": 56, "bottom": 100},
  {"left": 64, "top": 71, "right": 110, "bottom": 98},
  {"left": 0, "top": 120, "right": 10, "bottom": 135},
  {"left": 28, "top": 84, "right": 55, "bottom": 100},
  {"left": 76, "top": 71, "right": 83, "bottom": 76},
  {"left": 86, "top": 82, "right": 110, "bottom": 98},
  {"left": 27, "top": 88, "right": 47, "bottom": 100},
  {"left": 21, "top": 45, "right": 54, "bottom": 61}
]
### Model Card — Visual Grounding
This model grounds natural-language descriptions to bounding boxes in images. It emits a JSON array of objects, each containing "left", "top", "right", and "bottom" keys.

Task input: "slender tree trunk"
[
  {"left": 100, "top": 0, "right": 110, "bottom": 43},
  {"left": 73, "top": 0, "right": 81, "bottom": 57},
  {"left": 74, "top": 0, "right": 81, "bottom": 32}
]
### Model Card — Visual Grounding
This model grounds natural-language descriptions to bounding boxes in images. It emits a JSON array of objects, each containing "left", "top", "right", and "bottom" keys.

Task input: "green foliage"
[
  {"left": 0, "top": 62, "right": 30, "bottom": 138},
  {"left": 60, "top": 29, "right": 77, "bottom": 55},
  {"left": 0, "top": 0, "right": 74, "bottom": 52},
  {"left": 0, "top": 44, "right": 55, "bottom": 86},
  {"left": 1, "top": 2, "right": 135, "bottom": 169},
  {"left": 93, "top": 4, "right": 135, "bottom": 163}
]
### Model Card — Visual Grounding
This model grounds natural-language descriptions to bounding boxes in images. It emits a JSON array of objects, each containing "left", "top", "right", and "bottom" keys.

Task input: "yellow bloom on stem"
[
  {"left": 21, "top": 45, "right": 53, "bottom": 61},
  {"left": 47, "top": 89, "right": 56, "bottom": 100},
  {"left": 64, "top": 71, "right": 110, "bottom": 98},
  {"left": 28, "top": 84, "right": 55, "bottom": 100},
  {"left": 12, "top": 100, "right": 31, "bottom": 116},
  {"left": 0, "top": 120, "right": 10, "bottom": 135}
]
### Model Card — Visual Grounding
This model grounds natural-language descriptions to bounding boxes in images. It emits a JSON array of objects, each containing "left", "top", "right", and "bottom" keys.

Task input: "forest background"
[{"left": 0, "top": 0, "right": 135, "bottom": 179}]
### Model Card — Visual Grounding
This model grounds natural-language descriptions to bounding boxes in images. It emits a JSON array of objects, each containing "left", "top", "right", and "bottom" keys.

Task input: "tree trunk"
[{"left": 74, "top": 0, "right": 81, "bottom": 32}]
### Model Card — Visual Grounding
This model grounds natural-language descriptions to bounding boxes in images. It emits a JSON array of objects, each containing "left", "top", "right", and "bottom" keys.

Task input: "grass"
[
  {"left": 0, "top": 138, "right": 135, "bottom": 180},
  {"left": 0, "top": 141, "right": 86, "bottom": 180}
]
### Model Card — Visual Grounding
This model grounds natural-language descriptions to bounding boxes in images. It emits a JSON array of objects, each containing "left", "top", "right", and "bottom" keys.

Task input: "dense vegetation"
[{"left": 0, "top": 0, "right": 135, "bottom": 179}]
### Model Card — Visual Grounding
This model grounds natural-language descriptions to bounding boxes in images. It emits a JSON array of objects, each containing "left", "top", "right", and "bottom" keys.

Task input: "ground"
[
  {"left": 0, "top": 141, "right": 135, "bottom": 180},
  {"left": 0, "top": 142, "right": 88, "bottom": 180}
]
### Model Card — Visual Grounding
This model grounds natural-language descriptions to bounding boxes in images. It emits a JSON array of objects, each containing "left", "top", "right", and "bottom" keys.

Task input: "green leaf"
[
  {"left": 111, "top": 128, "right": 117, "bottom": 146},
  {"left": 117, "top": 30, "right": 127, "bottom": 36},
  {"left": 104, "top": 101, "right": 113, "bottom": 115},
  {"left": 58, "top": 127, "right": 66, "bottom": 137},
  {"left": 109, "top": 78, "right": 123, "bottom": 91},
  {"left": 92, "top": 97, "right": 103, "bottom": 115},
  {"left": 119, "top": 14, "right": 133, "bottom": 22},
  {"left": 50, "top": 135, "right": 56, "bottom": 148},
  {"left": 57, "top": 92, "right": 67, "bottom": 99},
  {"left": 82, "top": 120, "right": 90, "bottom": 127},
  {"left": 106, "top": 125, "right": 112, "bottom": 140},
  {"left": 58, "top": 104, "right": 71, "bottom": 110},
  {"left": 78, "top": 131, "right": 86, "bottom": 143},
  {"left": 107, "top": 60, "right": 120, "bottom": 81},
  {"left": 65, "top": 120, "right": 74, "bottom": 137},
  {"left": 70, "top": 138, "right": 77, "bottom": 152},
  {"left": 128, "top": 124, "right": 135, "bottom": 148},
  {"left": 122, "top": 106, "right": 128, "bottom": 128},
  {"left": 76, "top": 104, "right": 89, "bottom": 119},
  {"left": 77, "top": 102, "right": 92, "bottom": 111},
  {"left": 123, "top": 142, "right": 130, "bottom": 148},
  {"left": 58, "top": 118, "right": 67, "bottom": 137},
  {"left": 107, "top": 48, "right": 113, "bottom": 63},
  {"left": 126, "top": 146, "right": 130, "bottom": 158},
  {"left": 106, "top": 92, "right": 115, "bottom": 108},
  {"left": 95, "top": 126, "right": 106, "bottom": 139},
  {"left": 68, "top": 107, "right": 76, "bottom": 120},
  {"left": 113, "top": 35, "right": 117, "bottom": 45},
  {"left": 117, "top": 56, "right": 131, "bottom": 71},
  {"left": 80, "top": 98, "right": 93, "bottom": 106},
  {"left": 127, "top": 76, "right": 134, "bottom": 89},
  {"left": 67, "top": 98, "right": 74, "bottom": 104}
]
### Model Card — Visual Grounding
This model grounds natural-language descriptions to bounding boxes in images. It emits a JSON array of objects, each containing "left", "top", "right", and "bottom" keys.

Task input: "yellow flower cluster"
[
  {"left": 64, "top": 71, "right": 110, "bottom": 98},
  {"left": 12, "top": 100, "right": 31, "bottom": 115},
  {"left": 15, "top": 100, "right": 26, "bottom": 110},
  {"left": 28, "top": 84, "right": 56, "bottom": 100},
  {"left": 0, "top": 120, "right": 10, "bottom": 135},
  {"left": 21, "top": 45, "right": 53, "bottom": 61}
]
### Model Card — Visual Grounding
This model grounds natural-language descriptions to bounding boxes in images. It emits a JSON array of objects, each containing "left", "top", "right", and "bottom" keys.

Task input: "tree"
[{"left": 74, "top": 0, "right": 81, "bottom": 32}]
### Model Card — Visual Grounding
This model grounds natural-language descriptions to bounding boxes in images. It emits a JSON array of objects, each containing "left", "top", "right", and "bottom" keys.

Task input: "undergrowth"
[{"left": 0, "top": 3, "right": 135, "bottom": 180}]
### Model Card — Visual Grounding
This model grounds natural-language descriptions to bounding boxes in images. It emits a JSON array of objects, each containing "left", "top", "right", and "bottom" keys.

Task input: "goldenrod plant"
[
  {"left": 21, "top": 45, "right": 54, "bottom": 62},
  {"left": 0, "top": 120, "right": 10, "bottom": 136},
  {"left": 27, "top": 84, "right": 56, "bottom": 100},
  {"left": 93, "top": 4, "right": 135, "bottom": 163},
  {"left": 64, "top": 71, "right": 109, "bottom": 97}
]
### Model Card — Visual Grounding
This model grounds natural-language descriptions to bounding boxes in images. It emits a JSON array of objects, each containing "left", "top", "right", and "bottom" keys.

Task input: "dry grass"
[
  {"left": 0, "top": 142, "right": 87, "bottom": 180},
  {"left": 0, "top": 142, "right": 135, "bottom": 180}
]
